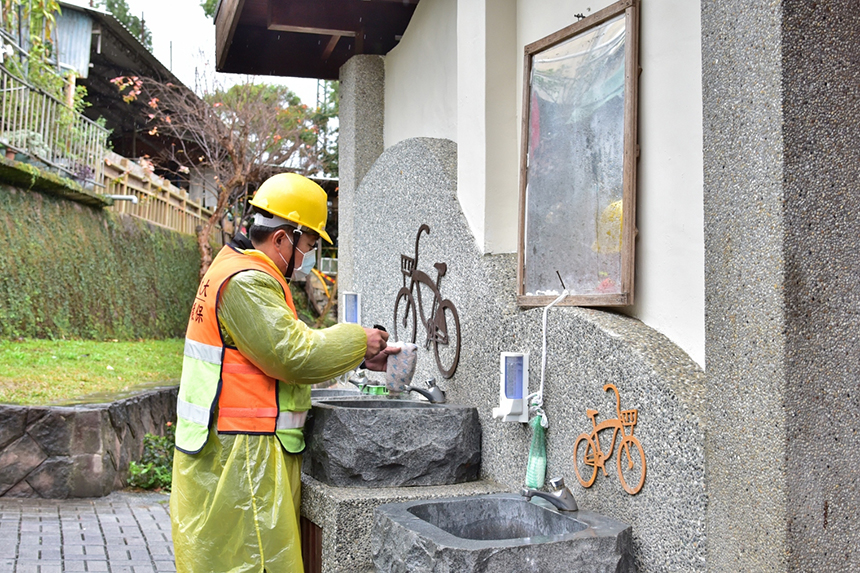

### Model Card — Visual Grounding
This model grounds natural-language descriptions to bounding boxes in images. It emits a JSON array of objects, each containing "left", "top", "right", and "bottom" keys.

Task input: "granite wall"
[
  {"left": 338, "top": 55, "right": 385, "bottom": 299},
  {"left": 339, "top": 137, "right": 707, "bottom": 572},
  {"left": 0, "top": 387, "right": 177, "bottom": 499},
  {"left": 702, "top": 1, "right": 860, "bottom": 571}
]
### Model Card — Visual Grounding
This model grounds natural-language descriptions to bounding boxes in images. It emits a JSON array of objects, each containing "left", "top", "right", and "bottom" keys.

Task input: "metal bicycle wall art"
[
  {"left": 392, "top": 224, "right": 461, "bottom": 378},
  {"left": 573, "top": 383, "right": 646, "bottom": 494}
]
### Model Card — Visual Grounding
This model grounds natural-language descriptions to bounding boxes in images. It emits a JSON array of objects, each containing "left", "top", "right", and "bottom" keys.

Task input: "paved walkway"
[{"left": 0, "top": 492, "right": 174, "bottom": 573}]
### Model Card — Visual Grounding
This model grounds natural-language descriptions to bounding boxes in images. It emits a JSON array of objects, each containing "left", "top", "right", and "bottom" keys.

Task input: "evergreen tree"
[
  {"left": 99, "top": 0, "right": 152, "bottom": 51},
  {"left": 200, "top": 0, "right": 217, "bottom": 19}
]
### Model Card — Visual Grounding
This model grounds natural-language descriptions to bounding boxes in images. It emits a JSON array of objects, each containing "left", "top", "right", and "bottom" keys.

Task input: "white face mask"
[
  {"left": 277, "top": 237, "right": 316, "bottom": 280},
  {"left": 293, "top": 247, "right": 316, "bottom": 280}
]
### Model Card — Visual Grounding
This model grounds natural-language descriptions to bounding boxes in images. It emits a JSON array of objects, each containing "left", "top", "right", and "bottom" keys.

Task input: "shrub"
[
  {"left": 127, "top": 422, "right": 175, "bottom": 491},
  {"left": 0, "top": 186, "right": 200, "bottom": 339}
]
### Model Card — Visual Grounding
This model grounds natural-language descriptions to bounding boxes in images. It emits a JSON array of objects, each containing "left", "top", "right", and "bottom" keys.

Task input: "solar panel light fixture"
[
  {"left": 106, "top": 194, "right": 138, "bottom": 204},
  {"left": 492, "top": 352, "right": 529, "bottom": 423},
  {"left": 319, "top": 257, "right": 338, "bottom": 275},
  {"left": 341, "top": 292, "right": 361, "bottom": 324}
]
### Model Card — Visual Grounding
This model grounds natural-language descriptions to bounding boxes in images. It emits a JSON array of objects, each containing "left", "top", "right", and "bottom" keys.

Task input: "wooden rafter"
[{"left": 321, "top": 35, "right": 341, "bottom": 61}]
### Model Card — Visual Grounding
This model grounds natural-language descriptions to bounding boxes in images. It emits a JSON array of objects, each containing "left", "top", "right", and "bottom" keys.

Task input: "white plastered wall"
[
  {"left": 455, "top": 0, "right": 519, "bottom": 254},
  {"left": 384, "top": 0, "right": 458, "bottom": 147},
  {"left": 383, "top": 0, "right": 705, "bottom": 367},
  {"left": 385, "top": 0, "right": 519, "bottom": 254},
  {"left": 629, "top": 0, "right": 705, "bottom": 368}
]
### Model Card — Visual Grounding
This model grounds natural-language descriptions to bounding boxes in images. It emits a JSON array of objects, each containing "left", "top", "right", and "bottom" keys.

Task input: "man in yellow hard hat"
[{"left": 170, "top": 172, "right": 395, "bottom": 572}]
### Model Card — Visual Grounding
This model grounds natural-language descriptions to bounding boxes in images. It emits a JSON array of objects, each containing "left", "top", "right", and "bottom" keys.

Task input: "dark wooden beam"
[
  {"left": 269, "top": 24, "right": 356, "bottom": 36},
  {"left": 222, "top": 26, "right": 350, "bottom": 79},
  {"left": 216, "top": 0, "right": 248, "bottom": 70},
  {"left": 321, "top": 35, "right": 341, "bottom": 61},
  {"left": 217, "top": 0, "right": 418, "bottom": 76},
  {"left": 267, "top": 0, "right": 358, "bottom": 35}
]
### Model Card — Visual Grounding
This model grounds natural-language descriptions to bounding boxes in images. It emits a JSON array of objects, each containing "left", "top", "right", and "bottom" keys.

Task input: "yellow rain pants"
[
  {"left": 171, "top": 431, "right": 303, "bottom": 573},
  {"left": 171, "top": 250, "right": 366, "bottom": 572}
]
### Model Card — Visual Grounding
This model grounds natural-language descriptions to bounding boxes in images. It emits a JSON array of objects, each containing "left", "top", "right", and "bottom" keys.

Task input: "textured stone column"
[
  {"left": 338, "top": 55, "right": 385, "bottom": 303},
  {"left": 702, "top": 2, "right": 860, "bottom": 571}
]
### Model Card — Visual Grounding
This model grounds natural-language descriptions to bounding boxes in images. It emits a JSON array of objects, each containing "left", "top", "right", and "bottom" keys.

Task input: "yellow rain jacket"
[{"left": 171, "top": 247, "right": 366, "bottom": 573}]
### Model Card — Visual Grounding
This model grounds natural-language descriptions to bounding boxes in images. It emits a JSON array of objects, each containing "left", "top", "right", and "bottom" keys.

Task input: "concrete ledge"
[
  {"left": 0, "top": 155, "right": 111, "bottom": 208},
  {"left": 0, "top": 385, "right": 177, "bottom": 499},
  {"left": 301, "top": 473, "right": 507, "bottom": 573}
]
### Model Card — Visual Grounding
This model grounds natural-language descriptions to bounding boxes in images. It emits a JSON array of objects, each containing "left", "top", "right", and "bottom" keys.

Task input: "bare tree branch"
[{"left": 111, "top": 75, "right": 332, "bottom": 278}]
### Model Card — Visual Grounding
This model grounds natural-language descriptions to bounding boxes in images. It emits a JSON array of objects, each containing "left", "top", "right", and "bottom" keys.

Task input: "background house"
[
  {"left": 54, "top": 2, "right": 218, "bottom": 208},
  {"left": 0, "top": 1, "right": 216, "bottom": 235},
  {"left": 218, "top": 1, "right": 859, "bottom": 572}
]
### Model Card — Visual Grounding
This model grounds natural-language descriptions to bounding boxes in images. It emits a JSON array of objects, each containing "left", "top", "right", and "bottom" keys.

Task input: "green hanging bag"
[{"left": 525, "top": 413, "right": 547, "bottom": 489}]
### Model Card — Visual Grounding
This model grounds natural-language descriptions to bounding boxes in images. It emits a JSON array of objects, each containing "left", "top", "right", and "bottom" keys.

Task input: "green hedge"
[{"left": 0, "top": 184, "right": 200, "bottom": 339}]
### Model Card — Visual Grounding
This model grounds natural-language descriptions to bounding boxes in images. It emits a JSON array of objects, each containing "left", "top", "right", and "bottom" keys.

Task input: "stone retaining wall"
[{"left": 0, "top": 386, "right": 177, "bottom": 499}]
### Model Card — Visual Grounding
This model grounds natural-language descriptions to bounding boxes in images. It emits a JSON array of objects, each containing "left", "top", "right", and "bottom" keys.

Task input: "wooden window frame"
[{"left": 517, "top": 0, "right": 640, "bottom": 307}]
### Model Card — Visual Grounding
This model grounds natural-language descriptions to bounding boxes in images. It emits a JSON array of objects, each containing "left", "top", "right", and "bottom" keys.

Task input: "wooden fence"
[{"left": 102, "top": 151, "right": 218, "bottom": 236}]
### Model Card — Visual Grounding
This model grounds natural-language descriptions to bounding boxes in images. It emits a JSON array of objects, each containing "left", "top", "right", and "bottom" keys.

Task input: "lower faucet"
[{"left": 521, "top": 476, "right": 578, "bottom": 511}]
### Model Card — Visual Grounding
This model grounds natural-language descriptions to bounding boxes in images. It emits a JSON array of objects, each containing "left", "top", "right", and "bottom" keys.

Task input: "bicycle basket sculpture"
[
  {"left": 392, "top": 224, "right": 461, "bottom": 378},
  {"left": 573, "top": 383, "right": 646, "bottom": 495}
]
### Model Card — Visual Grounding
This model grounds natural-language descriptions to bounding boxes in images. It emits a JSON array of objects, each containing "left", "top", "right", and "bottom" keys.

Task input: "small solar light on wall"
[{"left": 341, "top": 292, "right": 361, "bottom": 324}]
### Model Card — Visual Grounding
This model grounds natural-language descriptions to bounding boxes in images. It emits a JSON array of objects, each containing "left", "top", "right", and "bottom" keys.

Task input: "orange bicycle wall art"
[{"left": 573, "top": 383, "right": 647, "bottom": 495}]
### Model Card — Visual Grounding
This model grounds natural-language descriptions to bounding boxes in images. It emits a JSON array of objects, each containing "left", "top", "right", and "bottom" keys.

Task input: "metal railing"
[
  {"left": 0, "top": 64, "right": 218, "bottom": 237},
  {"left": 103, "top": 151, "right": 218, "bottom": 236},
  {"left": 0, "top": 65, "right": 108, "bottom": 188}
]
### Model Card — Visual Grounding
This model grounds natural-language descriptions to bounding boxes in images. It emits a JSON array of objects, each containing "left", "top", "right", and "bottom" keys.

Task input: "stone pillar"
[
  {"left": 702, "top": 1, "right": 860, "bottom": 571},
  {"left": 338, "top": 55, "right": 385, "bottom": 303}
]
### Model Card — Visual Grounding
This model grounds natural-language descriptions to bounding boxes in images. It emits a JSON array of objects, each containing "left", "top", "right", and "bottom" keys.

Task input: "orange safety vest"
[{"left": 175, "top": 245, "right": 306, "bottom": 454}]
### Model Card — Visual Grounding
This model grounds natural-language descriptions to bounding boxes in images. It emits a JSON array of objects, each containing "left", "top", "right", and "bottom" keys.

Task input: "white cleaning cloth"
[{"left": 384, "top": 342, "right": 418, "bottom": 392}]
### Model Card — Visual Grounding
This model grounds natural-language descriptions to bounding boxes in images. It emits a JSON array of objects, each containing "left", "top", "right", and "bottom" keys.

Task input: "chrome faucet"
[
  {"left": 347, "top": 370, "right": 367, "bottom": 389},
  {"left": 521, "top": 477, "right": 578, "bottom": 511},
  {"left": 405, "top": 378, "right": 446, "bottom": 404}
]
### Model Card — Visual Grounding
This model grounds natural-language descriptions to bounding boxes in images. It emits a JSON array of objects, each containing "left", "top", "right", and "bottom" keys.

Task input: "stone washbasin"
[
  {"left": 303, "top": 397, "right": 481, "bottom": 487},
  {"left": 314, "top": 398, "right": 442, "bottom": 409},
  {"left": 372, "top": 494, "right": 635, "bottom": 572},
  {"left": 309, "top": 388, "right": 362, "bottom": 399}
]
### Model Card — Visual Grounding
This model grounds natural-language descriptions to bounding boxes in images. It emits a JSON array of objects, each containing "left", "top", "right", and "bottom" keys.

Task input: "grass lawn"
[{"left": 0, "top": 338, "right": 184, "bottom": 405}]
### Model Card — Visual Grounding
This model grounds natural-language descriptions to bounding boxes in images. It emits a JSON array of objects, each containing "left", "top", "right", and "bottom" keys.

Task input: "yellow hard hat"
[{"left": 249, "top": 173, "right": 332, "bottom": 243}]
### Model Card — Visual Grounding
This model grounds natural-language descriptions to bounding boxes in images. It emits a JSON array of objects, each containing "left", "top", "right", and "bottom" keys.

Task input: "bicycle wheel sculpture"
[
  {"left": 433, "top": 300, "right": 461, "bottom": 378},
  {"left": 572, "top": 434, "right": 599, "bottom": 488},
  {"left": 393, "top": 288, "right": 417, "bottom": 344},
  {"left": 616, "top": 436, "right": 646, "bottom": 495},
  {"left": 392, "top": 224, "right": 461, "bottom": 378}
]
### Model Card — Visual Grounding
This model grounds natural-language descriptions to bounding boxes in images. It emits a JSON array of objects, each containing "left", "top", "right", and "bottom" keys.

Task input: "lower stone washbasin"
[
  {"left": 315, "top": 398, "right": 442, "bottom": 409},
  {"left": 372, "top": 494, "right": 635, "bottom": 572},
  {"left": 303, "top": 397, "right": 480, "bottom": 487}
]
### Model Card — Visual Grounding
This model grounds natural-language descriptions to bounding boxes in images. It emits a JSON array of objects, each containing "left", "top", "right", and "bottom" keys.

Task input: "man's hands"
[
  {"left": 363, "top": 327, "right": 401, "bottom": 372},
  {"left": 364, "top": 346, "right": 401, "bottom": 371},
  {"left": 364, "top": 327, "right": 389, "bottom": 357}
]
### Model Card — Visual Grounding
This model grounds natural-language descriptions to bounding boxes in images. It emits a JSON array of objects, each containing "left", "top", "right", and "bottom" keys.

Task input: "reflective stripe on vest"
[
  {"left": 174, "top": 245, "right": 303, "bottom": 455},
  {"left": 177, "top": 398, "right": 211, "bottom": 426},
  {"left": 184, "top": 339, "right": 222, "bottom": 364},
  {"left": 277, "top": 410, "right": 308, "bottom": 430}
]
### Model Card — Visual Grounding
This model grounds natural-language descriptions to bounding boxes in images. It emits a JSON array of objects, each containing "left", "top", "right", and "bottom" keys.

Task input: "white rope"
[{"left": 527, "top": 289, "right": 568, "bottom": 429}]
